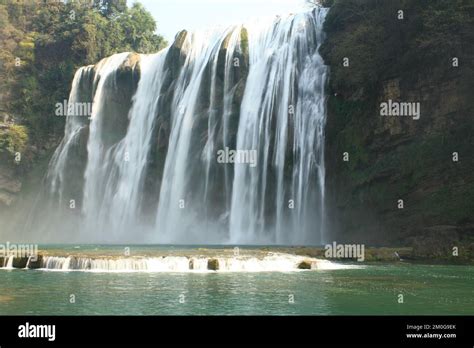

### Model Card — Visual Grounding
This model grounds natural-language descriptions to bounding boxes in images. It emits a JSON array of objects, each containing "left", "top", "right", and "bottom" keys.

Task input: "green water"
[{"left": 1, "top": 262, "right": 473, "bottom": 315}]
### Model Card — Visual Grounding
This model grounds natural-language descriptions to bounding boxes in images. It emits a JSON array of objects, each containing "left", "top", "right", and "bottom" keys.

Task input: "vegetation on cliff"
[
  {"left": 321, "top": 0, "right": 473, "bottom": 97},
  {"left": 0, "top": 124, "right": 27, "bottom": 157},
  {"left": 0, "top": 0, "right": 166, "bottom": 154},
  {"left": 321, "top": 0, "right": 474, "bottom": 255}
]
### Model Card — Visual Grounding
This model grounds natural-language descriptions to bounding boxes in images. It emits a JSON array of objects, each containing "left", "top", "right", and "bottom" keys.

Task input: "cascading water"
[
  {"left": 229, "top": 10, "right": 329, "bottom": 244},
  {"left": 0, "top": 253, "right": 355, "bottom": 272},
  {"left": 47, "top": 66, "right": 91, "bottom": 203},
  {"left": 86, "top": 51, "right": 169, "bottom": 240},
  {"left": 81, "top": 52, "right": 136, "bottom": 240},
  {"left": 155, "top": 30, "right": 234, "bottom": 242},
  {"left": 36, "top": 8, "right": 329, "bottom": 245}
]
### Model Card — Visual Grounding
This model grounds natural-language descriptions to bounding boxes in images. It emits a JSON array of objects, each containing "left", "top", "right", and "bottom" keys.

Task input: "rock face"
[
  {"left": 0, "top": 166, "right": 21, "bottom": 207},
  {"left": 12, "top": 257, "right": 28, "bottom": 268},
  {"left": 320, "top": 0, "right": 474, "bottom": 250},
  {"left": 27, "top": 254, "right": 43, "bottom": 269}
]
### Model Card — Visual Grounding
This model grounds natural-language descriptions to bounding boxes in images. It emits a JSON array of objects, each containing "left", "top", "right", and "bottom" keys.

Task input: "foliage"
[
  {"left": 320, "top": 0, "right": 474, "bottom": 97},
  {"left": 0, "top": 0, "right": 167, "bottom": 147},
  {"left": 0, "top": 125, "right": 28, "bottom": 156},
  {"left": 322, "top": 0, "right": 474, "bottom": 243}
]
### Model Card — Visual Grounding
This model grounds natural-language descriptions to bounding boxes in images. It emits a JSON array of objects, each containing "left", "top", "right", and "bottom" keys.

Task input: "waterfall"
[
  {"left": 155, "top": 30, "right": 234, "bottom": 242},
  {"left": 4, "top": 256, "right": 14, "bottom": 269},
  {"left": 47, "top": 66, "right": 90, "bottom": 203},
  {"left": 89, "top": 51, "right": 169, "bottom": 240},
  {"left": 81, "top": 52, "right": 135, "bottom": 240},
  {"left": 229, "top": 10, "right": 329, "bottom": 244},
  {"left": 39, "top": 8, "right": 329, "bottom": 245},
  {"left": 0, "top": 254, "right": 355, "bottom": 272}
]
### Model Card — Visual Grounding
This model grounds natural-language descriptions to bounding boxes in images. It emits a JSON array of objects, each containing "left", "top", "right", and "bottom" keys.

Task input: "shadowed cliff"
[{"left": 321, "top": 0, "right": 474, "bottom": 258}]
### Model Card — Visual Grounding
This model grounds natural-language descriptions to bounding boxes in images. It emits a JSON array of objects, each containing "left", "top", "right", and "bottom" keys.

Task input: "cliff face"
[
  {"left": 0, "top": 164, "right": 21, "bottom": 208},
  {"left": 0, "top": 120, "right": 52, "bottom": 211},
  {"left": 321, "top": 0, "right": 474, "bottom": 253}
]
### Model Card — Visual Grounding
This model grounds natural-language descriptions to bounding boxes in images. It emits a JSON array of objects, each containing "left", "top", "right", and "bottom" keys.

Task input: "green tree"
[
  {"left": 117, "top": 3, "right": 166, "bottom": 53},
  {"left": 94, "top": 0, "right": 127, "bottom": 18},
  {"left": 1, "top": 0, "right": 167, "bottom": 154}
]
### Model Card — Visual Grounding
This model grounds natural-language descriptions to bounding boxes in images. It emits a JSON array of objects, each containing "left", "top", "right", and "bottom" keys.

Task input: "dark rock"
[
  {"left": 12, "top": 257, "right": 28, "bottom": 268},
  {"left": 27, "top": 254, "right": 43, "bottom": 269},
  {"left": 297, "top": 260, "right": 312, "bottom": 269},
  {"left": 207, "top": 258, "right": 219, "bottom": 271}
]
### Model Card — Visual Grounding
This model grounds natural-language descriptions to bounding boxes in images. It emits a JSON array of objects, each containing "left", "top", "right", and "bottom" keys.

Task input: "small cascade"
[
  {"left": 4, "top": 256, "right": 14, "bottom": 269},
  {"left": 29, "top": 253, "right": 356, "bottom": 272},
  {"left": 0, "top": 252, "right": 363, "bottom": 272}
]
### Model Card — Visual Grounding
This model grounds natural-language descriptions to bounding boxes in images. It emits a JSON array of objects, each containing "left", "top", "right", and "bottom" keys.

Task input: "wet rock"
[
  {"left": 27, "top": 255, "right": 43, "bottom": 269},
  {"left": 207, "top": 258, "right": 219, "bottom": 271},
  {"left": 12, "top": 257, "right": 28, "bottom": 268},
  {"left": 297, "top": 260, "right": 312, "bottom": 269},
  {"left": 189, "top": 258, "right": 194, "bottom": 270}
]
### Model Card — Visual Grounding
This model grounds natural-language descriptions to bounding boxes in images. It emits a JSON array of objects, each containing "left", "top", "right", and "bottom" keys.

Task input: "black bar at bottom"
[{"left": 0, "top": 316, "right": 472, "bottom": 346}]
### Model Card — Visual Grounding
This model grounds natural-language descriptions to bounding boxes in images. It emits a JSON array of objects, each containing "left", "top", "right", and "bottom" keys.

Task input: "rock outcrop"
[
  {"left": 321, "top": 0, "right": 474, "bottom": 251},
  {"left": 207, "top": 258, "right": 219, "bottom": 271},
  {"left": 0, "top": 166, "right": 21, "bottom": 207}
]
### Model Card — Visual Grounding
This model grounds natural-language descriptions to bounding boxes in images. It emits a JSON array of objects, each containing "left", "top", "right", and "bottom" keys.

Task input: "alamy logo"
[
  {"left": 325, "top": 242, "right": 365, "bottom": 262},
  {"left": 55, "top": 99, "right": 93, "bottom": 117},
  {"left": 217, "top": 147, "right": 257, "bottom": 167},
  {"left": 380, "top": 99, "right": 420, "bottom": 120},
  {"left": 18, "top": 322, "right": 56, "bottom": 341},
  {"left": 0, "top": 242, "right": 38, "bottom": 261}
]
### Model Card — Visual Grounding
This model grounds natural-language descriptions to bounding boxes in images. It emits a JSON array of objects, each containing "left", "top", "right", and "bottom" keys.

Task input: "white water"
[
  {"left": 155, "top": 29, "right": 236, "bottom": 242},
  {"left": 14, "top": 253, "right": 359, "bottom": 273},
  {"left": 98, "top": 51, "right": 169, "bottom": 239},
  {"left": 81, "top": 52, "right": 133, "bottom": 238},
  {"left": 46, "top": 65, "right": 93, "bottom": 203},
  {"left": 40, "top": 8, "right": 330, "bottom": 245},
  {"left": 229, "top": 10, "right": 329, "bottom": 244},
  {"left": 4, "top": 256, "right": 14, "bottom": 269}
]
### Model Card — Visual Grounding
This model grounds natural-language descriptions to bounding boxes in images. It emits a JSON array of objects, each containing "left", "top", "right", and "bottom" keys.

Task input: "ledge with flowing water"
[{"left": 0, "top": 250, "right": 357, "bottom": 272}]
